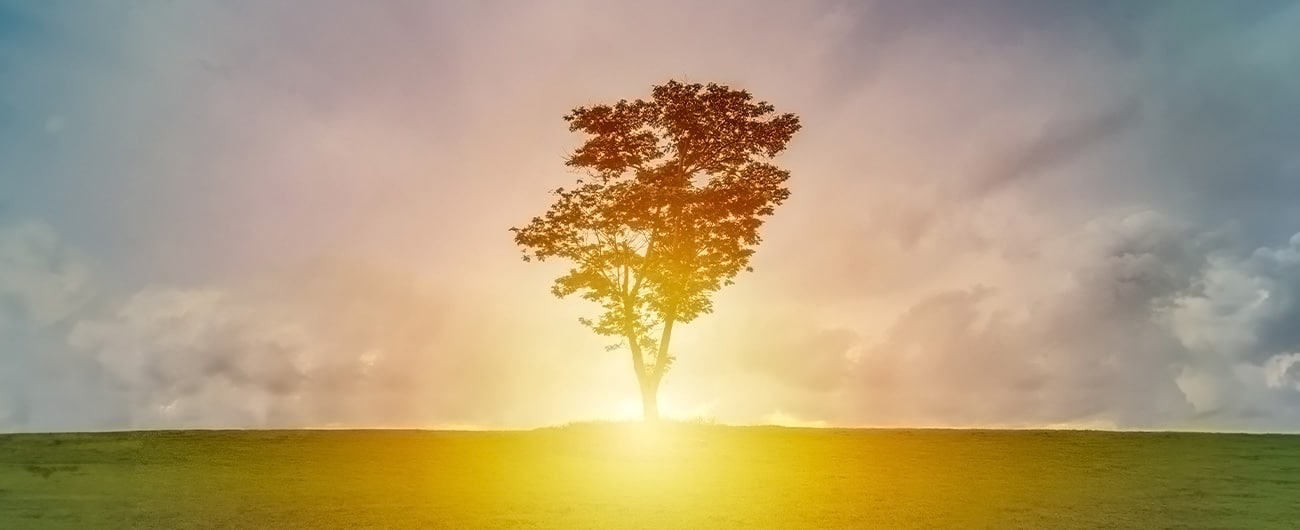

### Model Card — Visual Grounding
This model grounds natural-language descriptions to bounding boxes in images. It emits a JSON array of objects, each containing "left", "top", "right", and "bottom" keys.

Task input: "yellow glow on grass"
[
  {"left": 549, "top": 419, "right": 700, "bottom": 464},
  {"left": 608, "top": 420, "right": 673, "bottom": 459},
  {"left": 10, "top": 428, "right": 1294, "bottom": 527}
]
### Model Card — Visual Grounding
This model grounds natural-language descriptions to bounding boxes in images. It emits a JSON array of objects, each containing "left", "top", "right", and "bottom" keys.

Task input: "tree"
[{"left": 510, "top": 80, "right": 801, "bottom": 421}]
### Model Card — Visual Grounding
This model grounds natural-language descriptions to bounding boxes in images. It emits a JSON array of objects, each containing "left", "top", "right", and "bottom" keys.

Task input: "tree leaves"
[{"left": 512, "top": 80, "right": 801, "bottom": 379}]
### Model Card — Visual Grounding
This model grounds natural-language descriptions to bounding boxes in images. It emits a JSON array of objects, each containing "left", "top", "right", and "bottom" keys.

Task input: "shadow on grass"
[{"left": 23, "top": 464, "right": 80, "bottom": 479}]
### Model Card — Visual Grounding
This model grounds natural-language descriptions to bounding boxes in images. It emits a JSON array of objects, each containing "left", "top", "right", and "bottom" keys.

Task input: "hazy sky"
[{"left": 3, "top": 0, "right": 1300, "bottom": 432}]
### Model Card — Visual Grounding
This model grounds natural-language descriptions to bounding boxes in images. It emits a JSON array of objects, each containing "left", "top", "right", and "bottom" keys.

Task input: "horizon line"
[{"left": 4, "top": 422, "right": 1298, "bottom": 437}]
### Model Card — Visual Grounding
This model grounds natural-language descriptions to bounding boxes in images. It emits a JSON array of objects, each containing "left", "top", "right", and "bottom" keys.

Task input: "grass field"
[{"left": 1, "top": 423, "right": 1298, "bottom": 529}]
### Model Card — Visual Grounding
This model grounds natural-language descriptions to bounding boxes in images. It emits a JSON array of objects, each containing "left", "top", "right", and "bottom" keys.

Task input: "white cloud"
[
  {"left": 675, "top": 212, "right": 1300, "bottom": 430},
  {"left": 1263, "top": 353, "right": 1300, "bottom": 391},
  {"left": 0, "top": 220, "right": 95, "bottom": 328}
]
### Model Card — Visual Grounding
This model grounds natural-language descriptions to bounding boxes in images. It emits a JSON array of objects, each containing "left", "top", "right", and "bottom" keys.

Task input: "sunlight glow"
[
  {"left": 609, "top": 399, "right": 644, "bottom": 422},
  {"left": 761, "top": 410, "right": 829, "bottom": 428},
  {"left": 600, "top": 393, "right": 713, "bottom": 424}
]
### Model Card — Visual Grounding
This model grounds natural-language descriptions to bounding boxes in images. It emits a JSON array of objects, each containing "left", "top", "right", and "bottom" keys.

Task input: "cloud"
[
  {"left": 1161, "top": 232, "right": 1300, "bottom": 428},
  {"left": 0, "top": 219, "right": 95, "bottom": 328},
  {"left": 838, "top": 210, "right": 1209, "bottom": 428},
  {"left": 1126, "top": 1, "right": 1300, "bottom": 245},
  {"left": 57, "top": 259, "right": 611, "bottom": 430},
  {"left": 0, "top": 218, "right": 104, "bottom": 431},
  {"left": 969, "top": 98, "right": 1142, "bottom": 195},
  {"left": 684, "top": 212, "right": 1300, "bottom": 430},
  {"left": 0, "top": 219, "right": 629, "bottom": 431}
]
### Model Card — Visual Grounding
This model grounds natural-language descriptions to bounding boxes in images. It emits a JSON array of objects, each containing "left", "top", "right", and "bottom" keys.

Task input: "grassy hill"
[{"left": 1, "top": 423, "right": 1297, "bottom": 528}]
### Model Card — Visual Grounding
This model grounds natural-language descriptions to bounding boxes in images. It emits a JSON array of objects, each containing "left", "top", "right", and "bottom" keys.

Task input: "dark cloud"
[
  {"left": 696, "top": 211, "right": 1273, "bottom": 428},
  {"left": 1125, "top": 2, "right": 1300, "bottom": 245},
  {"left": 1232, "top": 237, "right": 1300, "bottom": 361},
  {"left": 1173, "top": 234, "right": 1300, "bottom": 367},
  {"left": 844, "top": 212, "right": 1206, "bottom": 427}
]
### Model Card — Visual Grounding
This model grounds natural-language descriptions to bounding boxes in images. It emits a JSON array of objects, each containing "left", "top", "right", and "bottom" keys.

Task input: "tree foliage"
[{"left": 510, "top": 80, "right": 801, "bottom": 412}]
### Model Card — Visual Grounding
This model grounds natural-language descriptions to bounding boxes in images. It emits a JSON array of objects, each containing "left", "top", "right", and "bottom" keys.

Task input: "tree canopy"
[{"left": 511, "top": 80, "right": 801, "bottom": 419}]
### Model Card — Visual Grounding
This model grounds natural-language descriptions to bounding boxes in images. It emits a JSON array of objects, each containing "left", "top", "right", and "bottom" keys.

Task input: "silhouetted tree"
[{"left": 511, "top": 80, "right": 801, "bottom": 421}]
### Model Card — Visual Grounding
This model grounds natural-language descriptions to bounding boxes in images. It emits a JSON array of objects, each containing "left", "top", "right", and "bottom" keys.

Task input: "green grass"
[{"left": 1, "top": 424, "right": 1297, "bottom": 528}]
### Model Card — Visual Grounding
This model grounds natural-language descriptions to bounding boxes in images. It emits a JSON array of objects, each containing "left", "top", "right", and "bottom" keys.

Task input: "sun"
[
  {"left": 609, "top": 399, "right": 646, "bottom": 422},
  {"left": 602, "top": 393, "right": 704, "bottom": 423}
]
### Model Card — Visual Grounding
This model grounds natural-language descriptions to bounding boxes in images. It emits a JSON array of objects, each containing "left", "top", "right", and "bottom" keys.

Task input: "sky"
[{"left": 2, "top": 0, "right": 1300, "bottom": 432}]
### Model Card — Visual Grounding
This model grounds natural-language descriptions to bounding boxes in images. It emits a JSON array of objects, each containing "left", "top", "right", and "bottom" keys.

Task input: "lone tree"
[{"left": 511, "top": 80, "right": 801, "bottom": 421}]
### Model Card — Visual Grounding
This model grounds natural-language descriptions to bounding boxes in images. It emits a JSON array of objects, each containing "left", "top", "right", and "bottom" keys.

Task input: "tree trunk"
[
  {"left": 639, "top": 375, "right": 661, "bottom": 422},
  {"left": 640, "top": 315, "right": 674, "bottom": 422}
]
